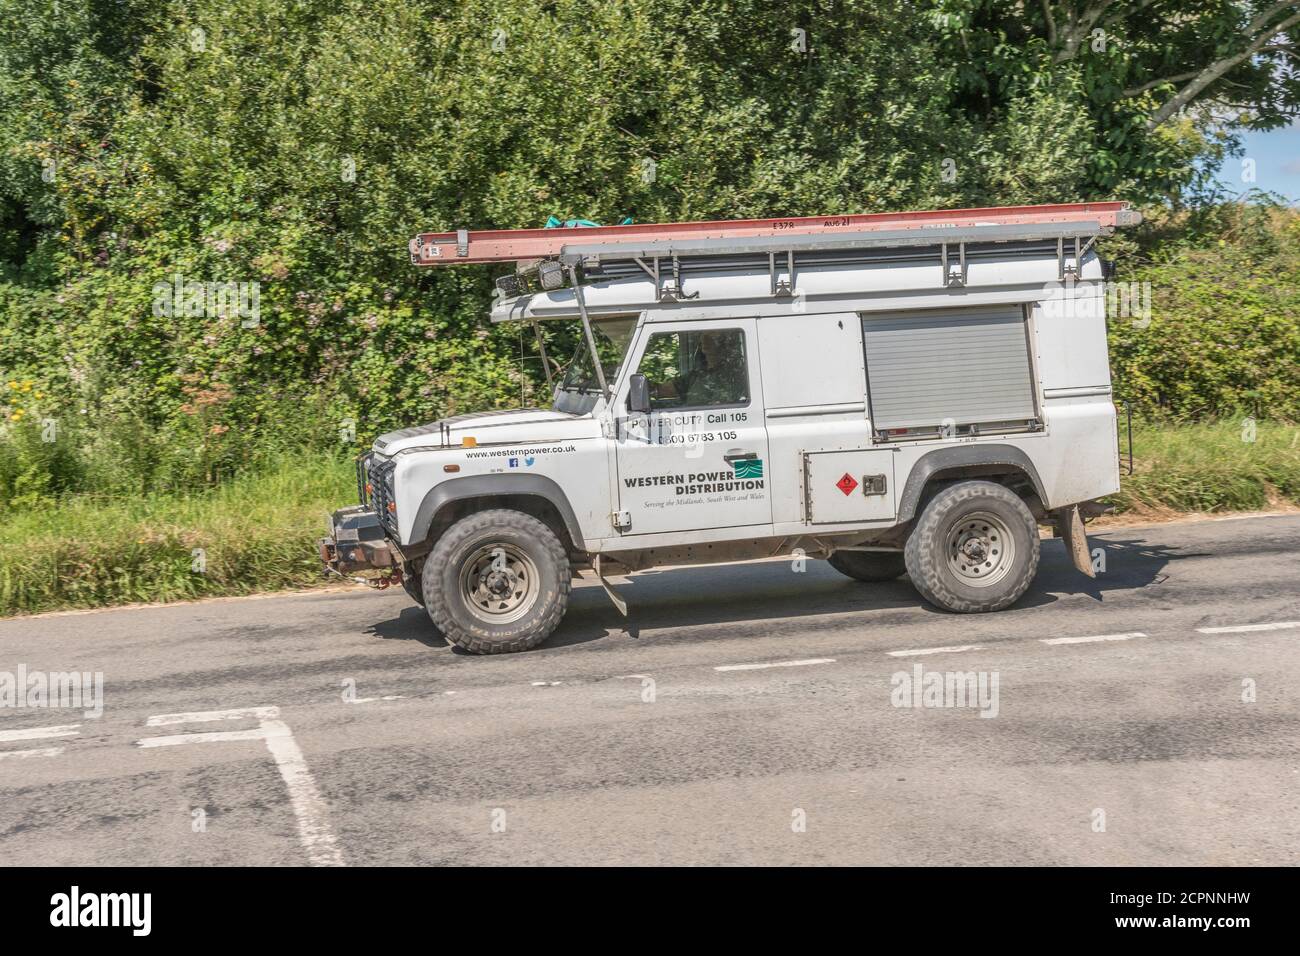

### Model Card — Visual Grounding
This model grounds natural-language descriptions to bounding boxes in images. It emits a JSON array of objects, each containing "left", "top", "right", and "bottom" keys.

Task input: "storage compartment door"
[{"left": 803, "top": 449, "right": 895, "bottom": 524}]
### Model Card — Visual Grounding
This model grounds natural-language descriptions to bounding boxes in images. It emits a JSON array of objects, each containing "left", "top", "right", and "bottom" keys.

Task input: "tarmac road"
[{"left": 1, "top": 513, "right": 1298, "bottom": 865}]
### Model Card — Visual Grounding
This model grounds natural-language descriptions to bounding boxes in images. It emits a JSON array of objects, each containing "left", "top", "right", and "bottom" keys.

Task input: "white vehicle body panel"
[{"left": 373, "top": 241, "right": 1119, "bottom": 563}]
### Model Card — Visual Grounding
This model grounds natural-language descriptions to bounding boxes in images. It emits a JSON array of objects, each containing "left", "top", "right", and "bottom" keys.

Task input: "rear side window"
[{"left": 638, "top": 328, "right": 749, "bottom": 409}]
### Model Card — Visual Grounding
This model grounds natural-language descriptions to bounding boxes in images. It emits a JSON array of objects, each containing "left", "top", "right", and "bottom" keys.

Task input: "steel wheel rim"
[
  {"left": 945, "top": 511, "right": 1015, "bottom": 587},
  {"left": 459, "top": 543, "right": 540, "bottom": 624}
]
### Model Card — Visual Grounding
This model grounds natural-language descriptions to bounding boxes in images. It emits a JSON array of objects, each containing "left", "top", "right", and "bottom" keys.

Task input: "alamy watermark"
[
  {"left": 50, "top": 886, "right": 150, "bottom": 936},
  {"left": 891, "top": 663, "right": 999, "bottom": 718},
  {"left": 152, "top": 273, "right": 260, "bottom": 327},
  {"left": 1041, "top": 278, "right": 1152, "bottom": 327},
  {"left": 0, "top": 665, "right": 103, "bottom": 718}
]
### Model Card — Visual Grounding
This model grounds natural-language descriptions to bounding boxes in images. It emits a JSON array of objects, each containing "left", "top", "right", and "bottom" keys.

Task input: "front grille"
[{"left": 369, "top": 456, "right": 398, "bottom": 534}]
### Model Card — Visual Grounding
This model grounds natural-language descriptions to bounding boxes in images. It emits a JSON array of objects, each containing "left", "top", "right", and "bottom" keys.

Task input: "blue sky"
[{"left": 1217, "top": 123, "right": 1300, "bottom": 202}]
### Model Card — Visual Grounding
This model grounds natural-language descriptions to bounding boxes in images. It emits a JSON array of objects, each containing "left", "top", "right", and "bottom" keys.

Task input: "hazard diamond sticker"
[{"left": 836, "top": 473, "right": 858, "bottom": 496}]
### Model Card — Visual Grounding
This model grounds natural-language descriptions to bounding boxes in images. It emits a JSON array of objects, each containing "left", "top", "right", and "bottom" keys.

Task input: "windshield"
[{"left": 557, "top": 315, "right": 638, "bottom": 394}]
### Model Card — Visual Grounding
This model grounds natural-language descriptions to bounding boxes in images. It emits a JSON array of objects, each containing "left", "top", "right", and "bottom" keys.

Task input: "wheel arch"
[
  {"left": 407, "top": 474, "right": 586, "bottom": 558},
  {"left": 896, "top": 444, "right": 1049, "bottom": 525}
]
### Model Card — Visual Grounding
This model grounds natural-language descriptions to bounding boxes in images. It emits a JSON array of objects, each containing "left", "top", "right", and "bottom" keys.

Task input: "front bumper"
[{"left": 319, "top": 505, "right": 401, "bottom": 575}]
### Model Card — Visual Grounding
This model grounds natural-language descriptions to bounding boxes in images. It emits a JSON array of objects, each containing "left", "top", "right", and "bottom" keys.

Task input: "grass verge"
[
  {"left": 0, "top": 453, "right": 353, "bottom": 617},
  {"left": 1110, "top": 418, "right": 1300, "bottom": 515},
  {"left": 1, "top": 421, "right": 1297, "bottom": 617}
]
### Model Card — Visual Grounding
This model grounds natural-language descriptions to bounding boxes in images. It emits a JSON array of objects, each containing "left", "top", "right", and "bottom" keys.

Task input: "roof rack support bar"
[
  {"left": 567, "top": 264, "right": 610, "bottom": 402},
  {"left": 659, "top": 255, "right": 699, "bottom": 302},
  {"left": 942, "top": 242, "right": 967, "bottom": 287},
  {"left": 770, "top": 251, "right": 794, "bottom": 297},
  {"left": 1058, "top": 236, "right": 1083, "bottom": 281},
  {"left": 632, "top": 256, "right": 658, "bottom": 285},
  {"left": 529, "top": 318, "right": 553, "bottom": 390}
]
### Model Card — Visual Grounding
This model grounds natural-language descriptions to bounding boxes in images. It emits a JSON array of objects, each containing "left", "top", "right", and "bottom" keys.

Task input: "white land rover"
[{"left": 320, "top": 203, "right": 1140, "bottom": 653}]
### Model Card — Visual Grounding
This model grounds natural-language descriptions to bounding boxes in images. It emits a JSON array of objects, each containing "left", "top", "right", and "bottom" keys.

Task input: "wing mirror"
[{"left": 627, "top": 373, "right": 651, "bottom": 414}]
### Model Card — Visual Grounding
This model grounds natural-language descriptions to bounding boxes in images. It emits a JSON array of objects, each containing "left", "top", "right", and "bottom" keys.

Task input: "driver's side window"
[
  {"left": 638, "top": 333, "right": 686, "bottom": 409},
  {"left": 637, "top": 328, "right": 748, "bottom": 410}
]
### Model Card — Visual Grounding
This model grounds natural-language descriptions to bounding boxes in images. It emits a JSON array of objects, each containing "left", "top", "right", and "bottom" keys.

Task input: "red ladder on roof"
[{"left": 409, "top": 201, "right": 1138, "bottom": 266}]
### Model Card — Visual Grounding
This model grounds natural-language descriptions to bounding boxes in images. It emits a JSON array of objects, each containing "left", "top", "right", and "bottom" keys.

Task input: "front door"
[{"left": 614, "top": 319, "right": 772, "bottom": 536}]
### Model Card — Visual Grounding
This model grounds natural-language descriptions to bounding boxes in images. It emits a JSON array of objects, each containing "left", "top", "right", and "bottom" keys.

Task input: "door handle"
[{"left": 722, "top": 449, "right": 757, "bottom": 462}]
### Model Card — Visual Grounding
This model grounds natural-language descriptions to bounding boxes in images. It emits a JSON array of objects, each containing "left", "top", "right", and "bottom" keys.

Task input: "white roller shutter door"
[{"left": 863, "top": 305, "right": 1038, "bottom": 432}]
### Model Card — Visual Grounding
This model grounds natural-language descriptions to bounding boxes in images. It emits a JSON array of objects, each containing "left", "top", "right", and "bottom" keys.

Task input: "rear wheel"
[
  {"left": 422, "top": 509, "right": 570, "bottom": 654},
  {"left": 904, "top": 481, "right": 1039, "bottom": 613},
  {"left": 826, "top": 550, "right": 906, "bottom": 582}
]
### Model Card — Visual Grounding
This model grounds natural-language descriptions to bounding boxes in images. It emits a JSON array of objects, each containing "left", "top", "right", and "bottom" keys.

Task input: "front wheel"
[
  {"left": 422, "top": 509, "right": 570, "bottom": 653},
  {"left": 904, "top": 481, "right": 1039, "bottom": 613}
]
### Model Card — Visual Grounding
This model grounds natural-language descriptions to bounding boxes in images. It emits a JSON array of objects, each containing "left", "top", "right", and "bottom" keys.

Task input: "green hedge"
[
  {"left": 0, "top": 0, "right": 1250, "bottom": 519},
  {"left": 1108, "top": 204, "right": 1300, "bottom": 421}
]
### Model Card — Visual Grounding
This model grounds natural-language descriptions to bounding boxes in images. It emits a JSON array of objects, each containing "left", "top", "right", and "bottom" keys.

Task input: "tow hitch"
[
  {"left": 320, "top": 506, "right": 404, "bottom": 589},
  {"left": 321, "top": 559, "right": 403, "bottom": 590}
]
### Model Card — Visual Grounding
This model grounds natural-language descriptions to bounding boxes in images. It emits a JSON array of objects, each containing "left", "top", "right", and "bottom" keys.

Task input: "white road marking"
[
  {"left": 260, "top": 725, "right": 344, "bottom": 868},
  {"left": 1207, "top": 511, "right": 1297, "bottom": 522},
  {"left": 531, "top": 681, "right": 563, "bottom": 686},
  {"left": 0, "top": 723, "right": 80, "bottom": 742},
  {"left": 0, "top": 747, "right": 65, "bottom": 761},
  {"left": 714, "top": 658, "right": 835, "bottom": 672},
  {"left": 146, "top": 707, "right": 277, "bottom": 726},
  {"left": 1195, "top": 621, "right": 1300, "bottom": 634},
  {"left": 1041, "top": 632, "right": 1146, "bottom": 646},
  {"left": 140, "top": 728, "right": 269, "bottom": 746},
  {"left": 886, "top": 645, "right": 983, "bottom": 658},
  {"left": 347, "top": 696, "right": 406, "bottom": 704},
  {"left": 137, "top": 706, "right": 344, "bottom": 867}
]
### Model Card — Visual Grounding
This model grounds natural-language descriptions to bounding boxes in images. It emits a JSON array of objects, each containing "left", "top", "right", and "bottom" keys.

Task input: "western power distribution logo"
[{"left": 732, "top": 458, "right": 763, "bottom": 480}]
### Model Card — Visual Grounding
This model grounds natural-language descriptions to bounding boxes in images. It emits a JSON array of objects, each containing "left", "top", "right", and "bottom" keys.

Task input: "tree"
[
  {"left": 928, "top": 1, "right": 1300, "bottom": 198},
  {"left": 2, "top": 0, "right": 1297, "bottom": 500},
  {"left": 1039, "top": 1, "right": 1300, "bottom": 129}
]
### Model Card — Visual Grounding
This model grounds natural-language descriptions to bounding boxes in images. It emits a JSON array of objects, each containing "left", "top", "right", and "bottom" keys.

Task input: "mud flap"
[
  {"left": 593, "top": 553, "right": 629, "bottom": 616},
  {"left": 1055, "top": 504, "right": 1095, "bottom": 578}
]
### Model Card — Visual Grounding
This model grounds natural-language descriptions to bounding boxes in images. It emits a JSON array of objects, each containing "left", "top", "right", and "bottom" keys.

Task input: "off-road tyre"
[
  {"left": 904, "top": 480, "right": 1039, "bottom": 613},
  {"left": 422, "top": 509, "right": 570, "bottom": 653}
]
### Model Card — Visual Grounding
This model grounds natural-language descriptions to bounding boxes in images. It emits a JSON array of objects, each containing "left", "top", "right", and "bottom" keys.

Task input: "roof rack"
[
  {"left": 491, "top": 220, "right": 1112, "bottom": 302},
  {"left": 408, "top": 202, "right": 1140, "bottom": 267}
]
